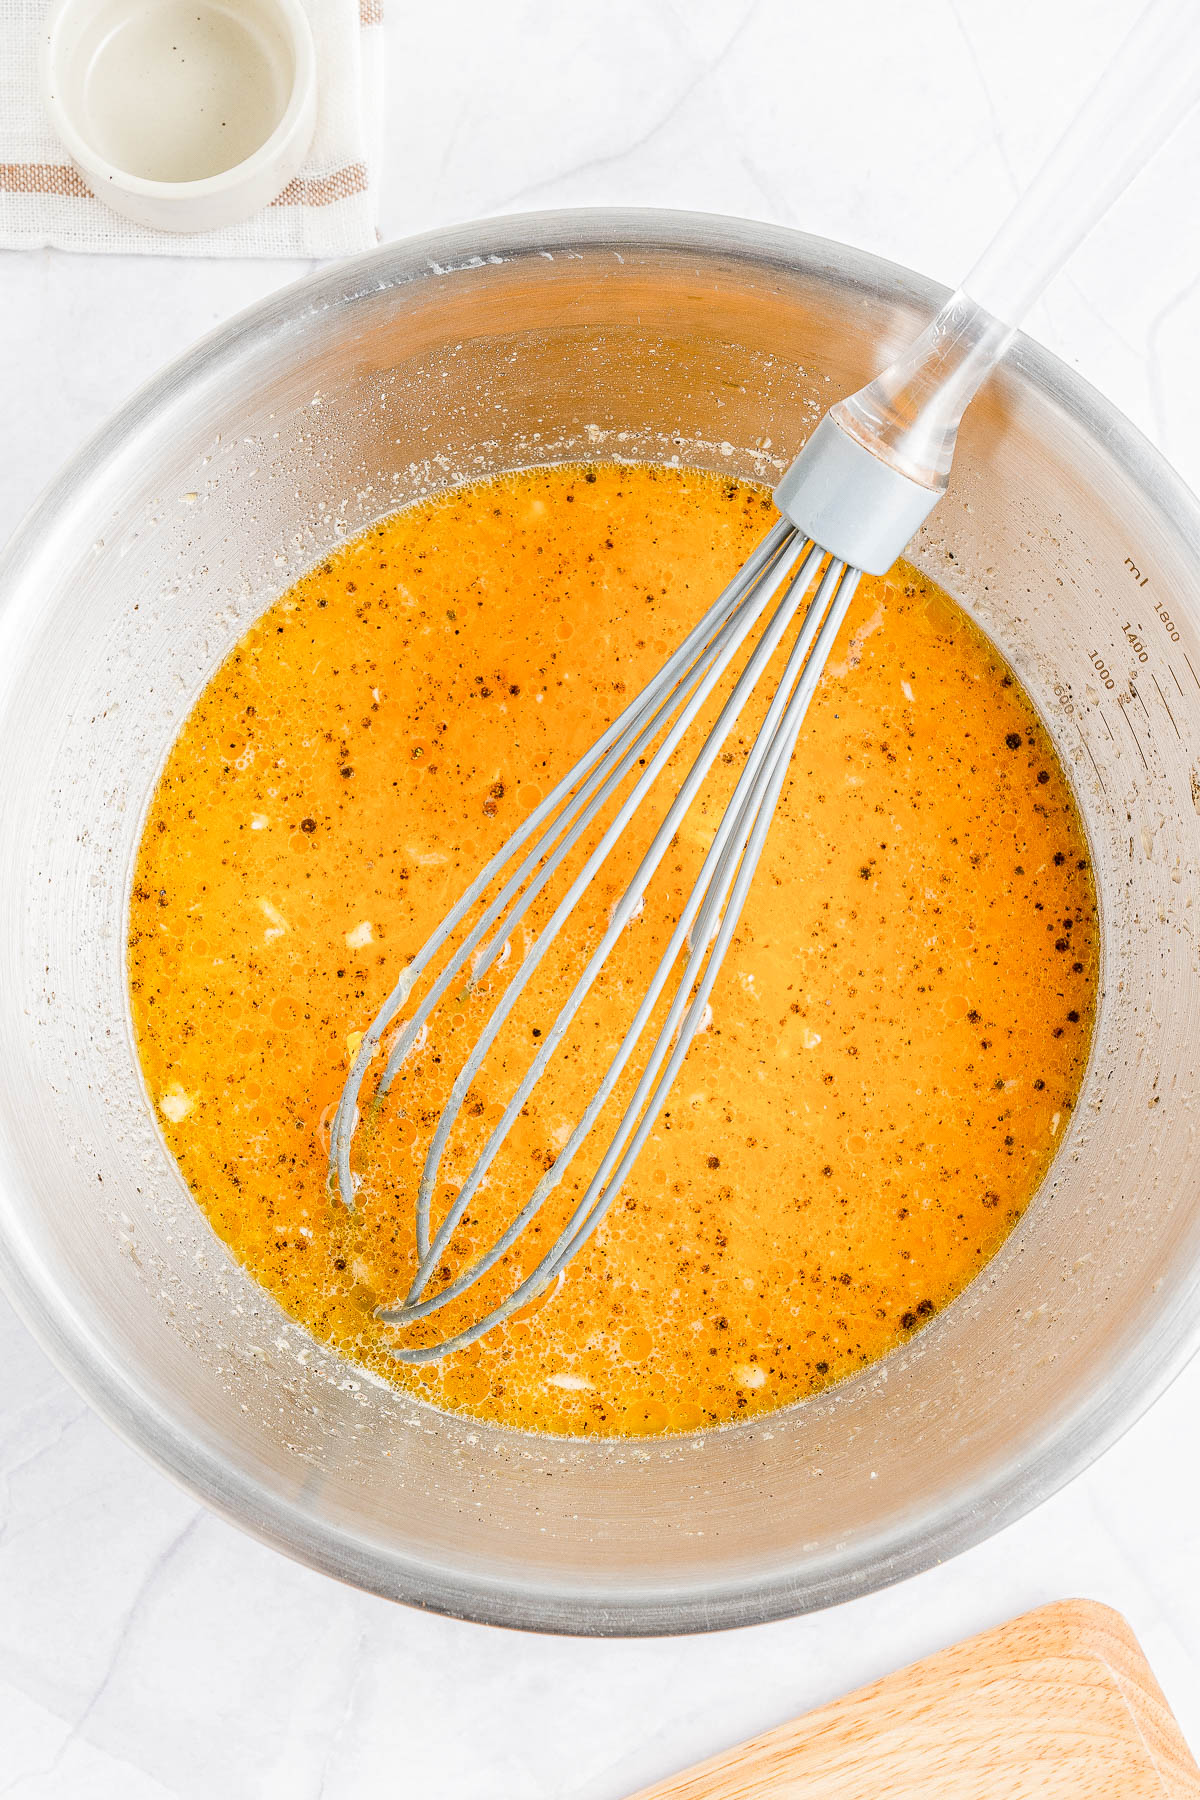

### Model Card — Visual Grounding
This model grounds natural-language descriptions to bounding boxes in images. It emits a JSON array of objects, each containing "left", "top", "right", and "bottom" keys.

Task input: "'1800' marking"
[{"left": 1124, "top": 556, "right": 1183, "bottom": 640}]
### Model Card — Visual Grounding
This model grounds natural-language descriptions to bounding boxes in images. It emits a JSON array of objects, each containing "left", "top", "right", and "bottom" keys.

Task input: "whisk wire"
[
  {"left": 568, "top": 560, "right": 863, "bottom": 1261},
  {"left": 383, "top": 554, "right": 852, "bottom": 1337},
  {"left": 399, "top": 533, "right": 823, "bottom": 1291},
  {"left": 465, "top": 523, "right": 804, "bottom": 990},
  {"left": 379, "top": 552, "right": 860, "bottom": 1359},
  {"left": 329, "top": 517, "right": 796, "bottom": 1213}
]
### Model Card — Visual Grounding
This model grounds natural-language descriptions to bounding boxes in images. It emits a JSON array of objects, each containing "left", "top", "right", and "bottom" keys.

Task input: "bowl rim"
[{"left": 3, "top": 205, "right": 1200, "bottom": 1636}]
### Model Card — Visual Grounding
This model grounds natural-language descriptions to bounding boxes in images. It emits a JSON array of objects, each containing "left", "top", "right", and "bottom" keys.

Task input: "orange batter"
[{"left": 128, "top": 463, "right": 1097, "bottom": 1435}]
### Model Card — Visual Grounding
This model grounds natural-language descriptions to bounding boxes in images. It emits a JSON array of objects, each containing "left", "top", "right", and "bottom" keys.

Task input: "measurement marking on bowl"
[
  {"left": 1116, "top": 694, "right": 1150, "bottom": 771},
  {"left": 1154, "top": 604, "right": 1182, "bottom": 643},
  {"left": 1084, "top": 560, "right": 1200, "bottom": 761},
  {"left": 1150, "top": 673, "right": 1181, "bottom": 738},
  {"left": 1089, "top": 649, "right": 1117, "bottom": 691},
  {"left": 1120, "top": 622, "right": 1150, "bottom": 664},
  {"left": 1075, "top": 723, "right": 1109, "bottom": 802}
]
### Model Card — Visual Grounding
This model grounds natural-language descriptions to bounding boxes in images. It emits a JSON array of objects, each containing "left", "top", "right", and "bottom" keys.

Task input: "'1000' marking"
[{"left": 1088, "top": 649, "right": 1116, "bottom": 690}]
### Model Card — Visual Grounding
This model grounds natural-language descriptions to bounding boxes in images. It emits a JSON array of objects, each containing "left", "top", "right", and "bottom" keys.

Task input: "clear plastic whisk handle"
[{"left": 834, "top": 0, "right": 1200, "bottom": 496}]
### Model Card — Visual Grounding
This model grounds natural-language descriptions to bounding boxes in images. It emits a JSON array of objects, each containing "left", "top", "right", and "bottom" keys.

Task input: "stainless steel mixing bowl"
[{"left": 2, "top": 210, "right": 1199, "bottom": 1635}]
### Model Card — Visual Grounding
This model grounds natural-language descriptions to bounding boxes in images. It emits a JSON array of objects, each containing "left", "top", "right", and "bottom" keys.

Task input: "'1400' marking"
[{"left": 1119, "top": 622, "right": 1149, "bottom": 664}]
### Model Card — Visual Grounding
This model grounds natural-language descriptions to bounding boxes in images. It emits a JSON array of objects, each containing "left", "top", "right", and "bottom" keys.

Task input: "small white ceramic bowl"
[{"left": 42, "top": 0, "right": 318, "bottom": 233}]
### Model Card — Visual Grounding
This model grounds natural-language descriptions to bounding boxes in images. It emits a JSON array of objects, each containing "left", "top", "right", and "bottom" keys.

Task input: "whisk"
[{"left": 330, "top": 0, "right": 1200, "bottom": 1360}]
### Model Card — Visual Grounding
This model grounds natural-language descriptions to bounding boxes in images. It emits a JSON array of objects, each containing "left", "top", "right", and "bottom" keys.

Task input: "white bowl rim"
[{"left": 41, "top": 0, "right": 317, "bottom": 200}]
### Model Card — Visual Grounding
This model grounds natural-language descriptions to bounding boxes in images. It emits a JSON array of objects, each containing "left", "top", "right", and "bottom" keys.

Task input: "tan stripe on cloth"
[
  {"left": 0, "top": 162, "right": 91, "bottom": 198},
  {"left": 0, "top": 160, "right": 367, "bottom": 210},
  {"left": 270, "top": 163, "right": 369, "bottom": 207},
  {"left": 359, "top": 0, "right": 383, "bottom": 21}
]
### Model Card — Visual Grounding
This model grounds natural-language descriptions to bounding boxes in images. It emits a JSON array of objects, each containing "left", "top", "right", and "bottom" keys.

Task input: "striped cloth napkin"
[{"left": 0, "top": 0, "right": 383, "bottom": 257}]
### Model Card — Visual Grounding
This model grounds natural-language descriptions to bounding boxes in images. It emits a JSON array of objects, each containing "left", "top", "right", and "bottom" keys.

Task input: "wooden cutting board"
[{"left": 629, "top": 1601, "right": 1200, "bottom": 1799}]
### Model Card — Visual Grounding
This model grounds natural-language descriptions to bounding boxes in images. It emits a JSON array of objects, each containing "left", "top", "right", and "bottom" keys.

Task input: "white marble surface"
[{"left": 4, "top": 1, "right": 1200, "bottom": 1793}]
